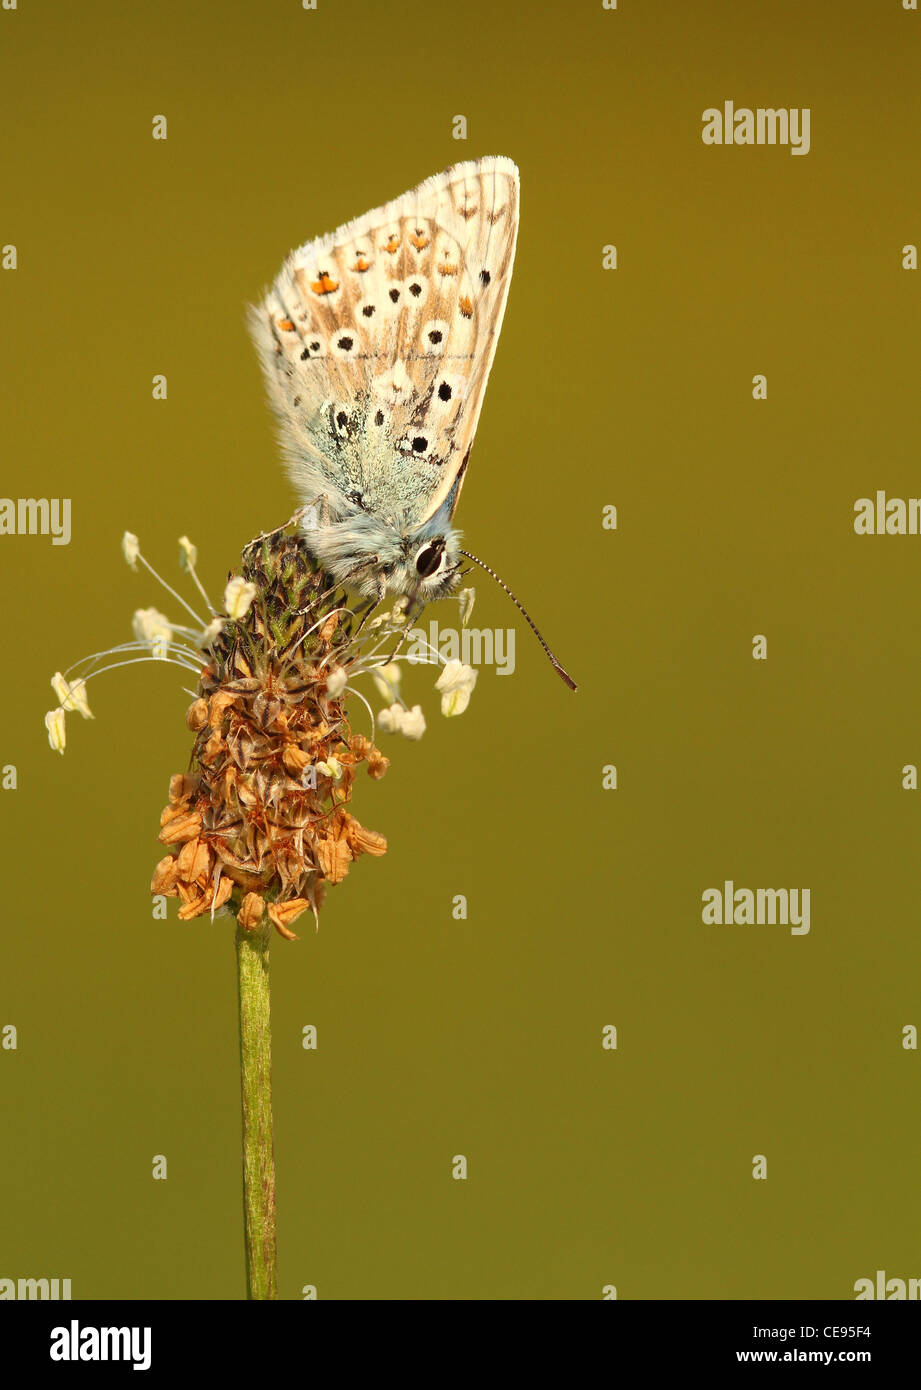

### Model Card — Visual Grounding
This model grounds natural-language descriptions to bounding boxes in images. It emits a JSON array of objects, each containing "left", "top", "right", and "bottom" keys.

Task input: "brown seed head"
[{"left": 152, "top": 524, "right": 389, "bottom": 938}]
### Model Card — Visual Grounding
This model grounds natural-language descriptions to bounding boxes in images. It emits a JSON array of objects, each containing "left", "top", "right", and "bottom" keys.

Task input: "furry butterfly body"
[{"left": 249, "top": 157, "right": 519, "bottom": 602}]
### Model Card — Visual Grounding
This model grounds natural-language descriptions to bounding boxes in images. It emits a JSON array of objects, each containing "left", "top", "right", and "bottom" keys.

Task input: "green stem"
[{"left": 235, "top": 921, "right": 278, "bottom": 1300}]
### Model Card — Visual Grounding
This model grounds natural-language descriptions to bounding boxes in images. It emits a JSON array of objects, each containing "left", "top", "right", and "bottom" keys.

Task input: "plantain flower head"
[{"left": 48, "top": 518, "right": 481, "bottom": 938}]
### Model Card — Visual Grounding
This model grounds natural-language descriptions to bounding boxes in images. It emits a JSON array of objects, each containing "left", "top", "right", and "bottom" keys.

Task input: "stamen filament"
[{"left": 137, "top": 552, "right": 206, "bottom": 628}]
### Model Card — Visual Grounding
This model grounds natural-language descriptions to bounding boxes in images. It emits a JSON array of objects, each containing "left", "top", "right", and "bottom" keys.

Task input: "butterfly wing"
[{"left": 249, "top": 157, "right": 519, "bottom": 532}]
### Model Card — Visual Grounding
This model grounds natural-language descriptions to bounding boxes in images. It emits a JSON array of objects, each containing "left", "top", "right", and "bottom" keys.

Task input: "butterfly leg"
[
  {"left": 343, "top": 571, "right": 387, "bottom": 637},
  {"left": 243, "top": 499, "right": 331, "bottom": 556},
  {"left": 350, "top": 596, "right": 378, "bottom": 637},
  {"left": 295, "top": 494, "right": 332, "bottom": 533}
]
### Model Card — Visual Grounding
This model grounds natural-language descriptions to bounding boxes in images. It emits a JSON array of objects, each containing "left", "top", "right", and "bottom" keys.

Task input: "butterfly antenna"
[{"left": 458, "top": 549, "right": 578, "bottom": 691}]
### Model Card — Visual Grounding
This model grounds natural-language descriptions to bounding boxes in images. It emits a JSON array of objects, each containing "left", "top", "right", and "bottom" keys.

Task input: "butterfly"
[{"left": 249, "top": 157, "right": 576, "bottom": 689}]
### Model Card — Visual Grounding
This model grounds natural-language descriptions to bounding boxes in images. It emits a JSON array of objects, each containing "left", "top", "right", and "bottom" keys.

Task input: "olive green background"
[{"left": 2, "top": 0, "right": 919, "bottom": 1300}]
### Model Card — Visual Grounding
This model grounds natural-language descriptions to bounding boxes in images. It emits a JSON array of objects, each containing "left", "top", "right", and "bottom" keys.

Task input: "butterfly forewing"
[{"left": 251, "top": 157, "right": 519, "bottom": 530}]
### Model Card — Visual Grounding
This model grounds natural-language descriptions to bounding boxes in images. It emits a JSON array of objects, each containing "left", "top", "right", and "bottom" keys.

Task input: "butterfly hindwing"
[{"left": 249, "top": 157, "right": 519, "bottom": 530}]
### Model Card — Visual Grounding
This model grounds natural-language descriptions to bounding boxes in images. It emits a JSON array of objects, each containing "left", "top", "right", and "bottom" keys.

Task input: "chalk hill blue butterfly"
[{"left": 249, "top": 157, "right": 576, "bottom": 689}]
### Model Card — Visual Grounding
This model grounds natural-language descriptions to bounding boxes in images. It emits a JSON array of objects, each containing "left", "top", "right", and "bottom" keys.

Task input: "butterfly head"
[
  {"left": 387, "top": 530, "right": 459, "bottom": 600},
  {"left": 387, "top": 497, "right": 464, "bottom": 602}
]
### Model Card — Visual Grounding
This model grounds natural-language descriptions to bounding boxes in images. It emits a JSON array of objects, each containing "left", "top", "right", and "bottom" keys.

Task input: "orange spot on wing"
[
  {"left": 458, "top": 296, "right": 473, "bottom": 318},
  {"left": 278, "top": 318, "right": 296, "bottom": 331},
  {"left": 410, "top": 231, "right": 430, "bottom": 250},
  {"left": 310, "top": 272, "right": 339, "bottom": 295},
  {"left": 352, "top": 255, "right": 371, "bottom": 272},
  {"left": 382, "top": 234, "right": 400, "bottom": 254},
  {"left": 437, "top": 261, "right": 458, "bottom": 276}
]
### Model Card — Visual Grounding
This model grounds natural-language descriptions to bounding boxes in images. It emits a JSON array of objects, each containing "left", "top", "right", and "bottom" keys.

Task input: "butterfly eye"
[{"left": 415, "top": 542, "right": 444, "bottom": 578}]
